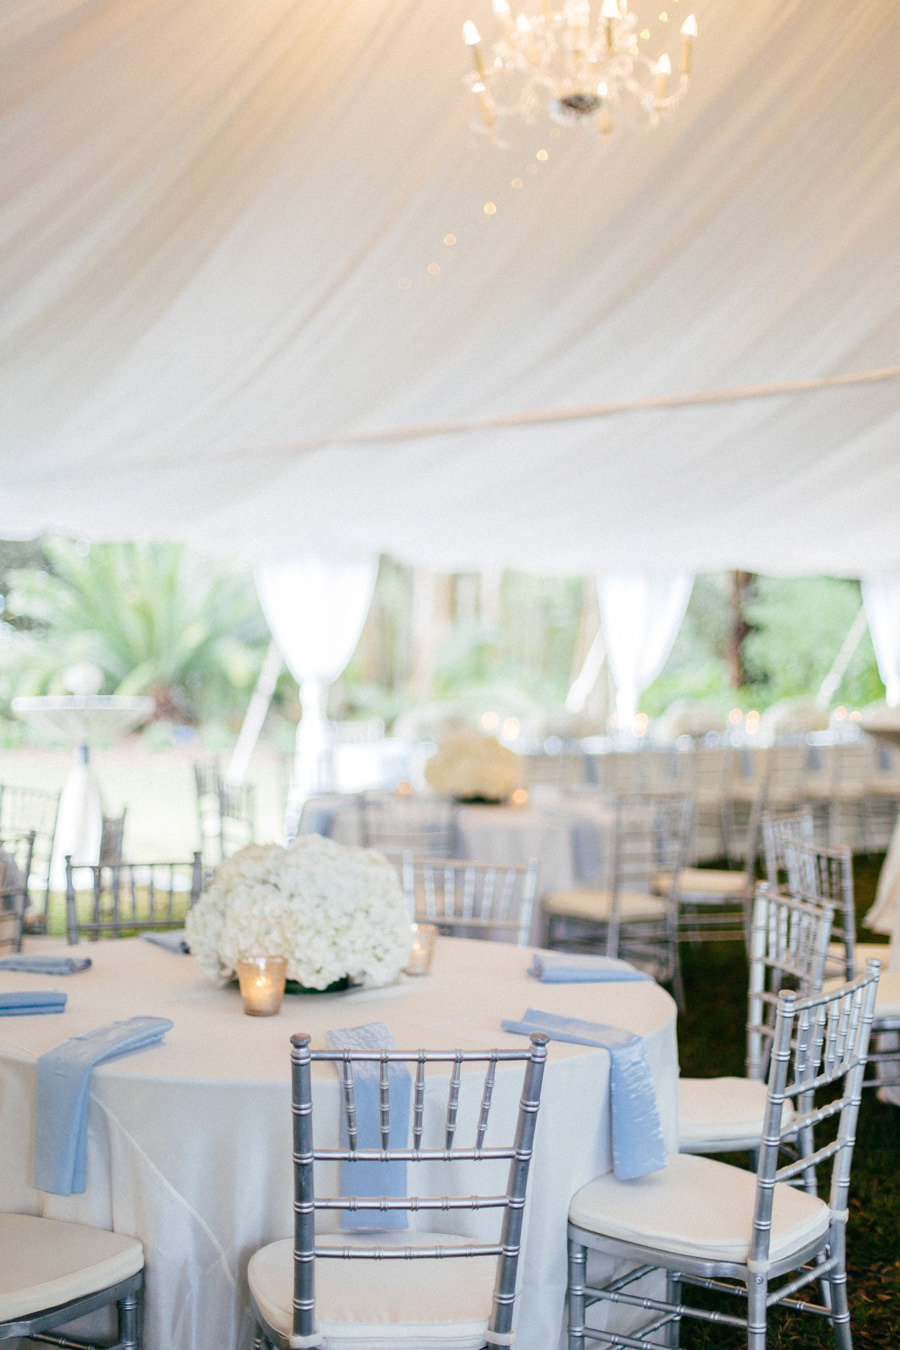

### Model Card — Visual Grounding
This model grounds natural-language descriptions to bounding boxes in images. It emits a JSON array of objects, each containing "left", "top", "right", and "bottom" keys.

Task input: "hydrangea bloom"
[
  {"left": 185, "top": 834, "right": 412, "bottom": 990},
  {"left": 424, "top": 731, "right": 522, "bottom": 801}
]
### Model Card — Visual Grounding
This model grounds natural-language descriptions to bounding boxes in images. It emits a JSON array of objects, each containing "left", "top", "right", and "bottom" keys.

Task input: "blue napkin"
[
  {"left": 501, "top": 1007, "right": 665, "bottom": 1180},
  {"left": 140, "top": 930, "right": 190, "bottom": 954},
  {"left": 0, "top": 955, "right": 92, "bottom": 975},
  {"left": 528, "top": 952, "right": 650, "bottom": 983},
  {"left": 0, "top": 990, "right": 67, "bottom": 1015},
  {"left": 33, "top": 1015, "right": 174, "bottom": 1195},
  {"left": 325, "top": 1021, "right": 411, "bottom": 1230}
]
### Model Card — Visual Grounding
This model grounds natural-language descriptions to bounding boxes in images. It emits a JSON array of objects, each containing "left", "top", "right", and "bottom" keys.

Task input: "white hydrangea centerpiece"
[
  {"left": 185, "top": 834, "right": 413, "bottom": 991},
  {"left": 424, "top": 731, "right": 523, "bottom": 802}
]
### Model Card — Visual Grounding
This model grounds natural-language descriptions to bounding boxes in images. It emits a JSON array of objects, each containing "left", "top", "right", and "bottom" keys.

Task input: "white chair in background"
[
  {"left": 401, "top": 854, "right": 538, "bottom": 946},
  {"left": 543, "top": 794, "right": 693, "bottom": 1003},
  {"left": 358, "top": 789, "right": 457, "bottom": 858},
  {"left": 677, "top": 886, "right": 833, "bottom": 1157}
]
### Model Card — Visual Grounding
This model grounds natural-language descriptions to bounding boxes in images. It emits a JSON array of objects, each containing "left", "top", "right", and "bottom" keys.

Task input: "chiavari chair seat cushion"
[
  {"left": 248, "top": 1231, "right": 498, "bottom": 1349},
  {"left": 542, "top": 887, "right": 668, "bottom": 924},
  {"left": 0, "top": 1212, "right": 143, "bottom": 1337},
  {"left": 653, "top": 866, "right": 748, "bottom": 899},
  {"left": 677, "top": 1076, "right": 772, "bottom": 1152},
  {"left": 568, "top": 1150, "right": 829, "bottom": 1266}
]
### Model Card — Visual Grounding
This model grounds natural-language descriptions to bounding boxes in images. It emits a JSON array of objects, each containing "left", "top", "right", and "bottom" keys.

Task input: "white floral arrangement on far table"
[
  {"left": 185, "top": 834, "right": 413, "bottom": 991},
  {"left": 424, "top": 731, "right": 523, "bottom": 803}
]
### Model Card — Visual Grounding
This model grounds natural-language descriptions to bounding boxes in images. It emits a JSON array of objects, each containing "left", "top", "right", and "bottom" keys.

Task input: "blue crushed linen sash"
[
  {"left": 501, "top": 1007, "right": 665, "bottom": 1179},
  {"left": 33, "top": 1015, "right": 174, "bottom": 1195},
  {"left": 325, "top": 1021, "right": 412, "bottom": 1230}
]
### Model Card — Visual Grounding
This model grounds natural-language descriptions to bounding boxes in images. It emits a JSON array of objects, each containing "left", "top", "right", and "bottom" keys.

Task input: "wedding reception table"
[
  {"left": 0, "top": 935, "right": 678, "bottom": 1350},
  {"left": 299, "top": 788, "right": 621, "bottom": 943}
]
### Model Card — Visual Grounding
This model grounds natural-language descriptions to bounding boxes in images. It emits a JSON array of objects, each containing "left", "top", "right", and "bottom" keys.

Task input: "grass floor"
[{"left": 674, "top": 853, "right": 900, "bottom": 1349}]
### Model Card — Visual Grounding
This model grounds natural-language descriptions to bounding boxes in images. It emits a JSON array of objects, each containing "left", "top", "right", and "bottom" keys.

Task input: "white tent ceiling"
[{"left": 3, "top": 0, "right": 899, "bottom": 576}]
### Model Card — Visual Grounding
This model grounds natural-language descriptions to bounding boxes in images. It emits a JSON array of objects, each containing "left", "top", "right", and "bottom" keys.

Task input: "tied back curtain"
[
  {"left": 861, "top": 574, "right": 900, "bottom": 708},
  {"left": 255, "top": 557, "right": 378, "bottom": 804},
  {"left": 598, "top": 575, "right": 693, "bottom": 729}
]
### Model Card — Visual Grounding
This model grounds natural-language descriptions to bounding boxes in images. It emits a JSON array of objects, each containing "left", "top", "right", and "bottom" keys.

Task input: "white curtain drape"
[
  {"left": 861, "top": 573, "right": 900, "bottom": 708},
  {"left": 255, "top": 556, "right": 378, "bottom": 812},
  {"left": 3, "top": 6, "right": 900, "bottom": 578},
  {"left": 597, "top": 574, "right": 693, "bottom": 730}
]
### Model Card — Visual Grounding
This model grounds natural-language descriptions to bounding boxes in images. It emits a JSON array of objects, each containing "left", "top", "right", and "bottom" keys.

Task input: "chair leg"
[
  {"left": 567, "top": 1235, "right": 587, "bottom": 1349},
  {"left": 746, "top": 1270, "right": 768, "bottom": 1350},
  {"left": 827, "top": 1231, "right": 853, "bottom": 1350},
  {"left": 662, "top": 1270, "right": 682, "bottom": 1349},
  {"left": 669, "top": 946, "right": 685, "bottom": 1012},
  {"left": 116, "top": 1286, "right": 141, "bottom": 1350}
]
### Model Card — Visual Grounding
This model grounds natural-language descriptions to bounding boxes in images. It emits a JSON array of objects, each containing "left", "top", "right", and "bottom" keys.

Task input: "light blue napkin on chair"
[
  {"left": 0, "top": 954, "right": 91, "bottom": 975},
  {"left": 501, "top": 1007, "right": 665, "bottom": 1179},
  {"left": 0, "top": 990, "right": 67, "bottom": 1015},
  {"left": 140, "top": 930, "right": 190, "bottom": 954},
  {"left": 325, "top": 1021, "right": 411, "bottom": 1230},
  {"left": 33, "top": 1015, "right": 174, "bottom": 1195},
  {"left": 528, "top": 952, "right": 650, "bottom": 983}
]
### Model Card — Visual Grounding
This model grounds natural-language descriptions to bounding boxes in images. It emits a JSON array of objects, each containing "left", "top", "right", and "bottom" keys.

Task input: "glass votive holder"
[
  {"left": 236, "top": 955, "right": 288, "bottom": 1016},
  {"left": 405, "top": 923, "right": 438, "bottom": 976}
]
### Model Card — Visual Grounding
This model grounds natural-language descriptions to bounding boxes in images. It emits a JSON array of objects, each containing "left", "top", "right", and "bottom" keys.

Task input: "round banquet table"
[{"left": 0, "top": 935, "right": 679, "bottom": 1350}]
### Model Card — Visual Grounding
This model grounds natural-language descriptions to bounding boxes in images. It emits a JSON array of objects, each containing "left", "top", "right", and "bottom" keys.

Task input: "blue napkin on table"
[
  {"left": 0, "top": 990, "right": 67, "bottom": 1015},
  {"left": 140, "top": 930, "right": 190, "bottom": 954},
  {"left": 501, "top": 1007, "right": 665, "bottom": 1180},
  {"left": 325, "top": 1020, "right": 411, "bottom": 1230},
  {"left": 528, "top": 952, "right": 650, "bottom": 983},
  {"left": 33, "top": 1015, "right": 174, "bottom": 1196},
  {"left": 0, "top": 954, "right": 91, "bottom": 975}
]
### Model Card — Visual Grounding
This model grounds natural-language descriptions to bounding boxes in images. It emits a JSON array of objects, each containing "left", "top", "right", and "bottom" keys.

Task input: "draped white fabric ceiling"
[{"left": 3, "top": 0, "right": 899, "bottom": 576}]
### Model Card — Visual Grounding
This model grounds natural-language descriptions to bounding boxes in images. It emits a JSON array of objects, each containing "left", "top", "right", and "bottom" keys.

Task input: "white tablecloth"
[{"left": 0, "top": 935, "right": 678, "bottom": 1350}]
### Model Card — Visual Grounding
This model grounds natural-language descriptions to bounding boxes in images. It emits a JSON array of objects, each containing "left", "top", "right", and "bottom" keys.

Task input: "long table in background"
[{"left": 0, "top": 935, "right": 678, "bottom": 1350}]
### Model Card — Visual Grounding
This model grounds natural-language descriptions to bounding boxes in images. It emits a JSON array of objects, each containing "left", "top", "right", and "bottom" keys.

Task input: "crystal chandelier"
[{"left": 462, "top": 1, "right": 697, "bottom": 140}]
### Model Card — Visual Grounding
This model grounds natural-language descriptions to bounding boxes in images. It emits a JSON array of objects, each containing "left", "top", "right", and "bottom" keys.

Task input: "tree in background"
[
  {"left": 741, "top": 575, "right": 882, "bottom": 709},
  {"left": 0, "top": 538, "right": 268, "bottom": 726},
  {"left": 0, "top": 540, "right": 886, "bottom": 744}
]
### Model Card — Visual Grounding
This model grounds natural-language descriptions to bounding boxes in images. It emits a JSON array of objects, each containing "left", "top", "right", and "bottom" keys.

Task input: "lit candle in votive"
[
  {"left": 680, "top": 14, "right": 697, "bottom": 76},
  {"left": 405, "top": 923, "right": 438, "bottom": 976},
  {"left": 236, "top": 955, "right": 288, "bottom": 1016},
  {"left": 654, "top": 52, "right": 671, "bottom": 103}
]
